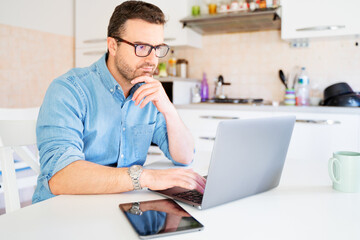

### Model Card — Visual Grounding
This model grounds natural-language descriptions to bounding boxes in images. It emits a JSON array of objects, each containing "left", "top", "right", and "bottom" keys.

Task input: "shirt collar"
[{"left": 95, "top": 53, "right": 144, "bottom": 97}]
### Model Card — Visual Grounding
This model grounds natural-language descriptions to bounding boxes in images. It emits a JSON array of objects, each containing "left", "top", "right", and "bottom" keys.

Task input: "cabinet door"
[
  {"left": 146, "top": 146, "right": 167, "bottom": 163},
  {"left": 287, "top": 113, "right": 360, "bottom": 161},
  {"left": 75, "top": 0, "right": 124, "bottom": 49},
  {"left": 177, "top": 109, "right": 278, "bottom": 152},
  {"left": 75, "top": 48, "right": 107, "bottom": 68},
  {"left": 281, "top": 0, "right": 360, "bottom": 40},
  {"left": 281, "top": 112, "right": 360, "bottom": 185},
  {"left": 75, "top": 0, "right": 201, "bottom": 50},
  {"left": 148, "top": 0, "right": 201, "bottom": 48}
]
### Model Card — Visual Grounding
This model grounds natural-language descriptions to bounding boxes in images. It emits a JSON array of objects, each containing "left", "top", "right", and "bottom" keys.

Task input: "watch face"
[
  {"left": 131, "top": 165, "right": 142, "bottom": 173},
  {"left": 133, "top": 165, "right": 141, "bottom": 171}
]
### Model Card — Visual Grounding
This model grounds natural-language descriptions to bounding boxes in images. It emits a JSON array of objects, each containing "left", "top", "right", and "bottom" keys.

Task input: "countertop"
[{"left": 175, "top": 103, "right": 360, "bottom": 115}]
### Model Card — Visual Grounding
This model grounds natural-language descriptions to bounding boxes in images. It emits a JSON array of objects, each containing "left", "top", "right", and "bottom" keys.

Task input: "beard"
[{"left": 114, "top": 54, "right": 156, "bottom": 83}]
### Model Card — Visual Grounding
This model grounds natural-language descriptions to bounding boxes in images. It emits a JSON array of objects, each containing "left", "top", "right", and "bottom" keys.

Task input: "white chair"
[{"left": 0, "top": 107, "right": 40, "bottom": 213}]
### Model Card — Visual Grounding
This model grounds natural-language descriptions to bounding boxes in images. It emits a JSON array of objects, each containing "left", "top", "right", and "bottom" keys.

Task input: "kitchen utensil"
[
  {"left": 322, "top": 82, "right": 360, "bottom": 107},
  {"left": 323, "top": 93, "right": 360, "bottom": 107},
  {"left": 278, "top": 70, "right": 288, "bottom": 88},
  {"left": 289, "top": 65, "right": 300, "bottom": 89},
  {"left": 323, "top": 82, "right": 354, "bottom": 102}
]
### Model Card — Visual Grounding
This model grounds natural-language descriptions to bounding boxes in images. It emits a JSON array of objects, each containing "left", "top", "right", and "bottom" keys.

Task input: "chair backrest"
[
  {"left": 0, "top": 107, "right": 40, "bottom": 213},
  {"left": 0, "top": 107, "right": 39, "bottom": 147},
  {"left": 0, "top": 120, "right": 37, "bottom": 147},
  {"left": 0, "top": 107, "right": 39, "bottom": 120}
]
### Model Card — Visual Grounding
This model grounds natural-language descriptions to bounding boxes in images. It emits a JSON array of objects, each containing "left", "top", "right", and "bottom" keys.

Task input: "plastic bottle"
[
  {"left": 200, "top": 73, "right": 209, "bottom": 102},
  {"left": 168, "top": 50, "right": 177, "bottom": 76},
  {"left": 295, "top": 67, "right": 310, "bottom": 106}
]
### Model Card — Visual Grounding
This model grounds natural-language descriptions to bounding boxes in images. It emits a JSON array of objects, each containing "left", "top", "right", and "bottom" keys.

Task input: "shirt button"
[
  {"left": 121, "top": 154, "right": 124, "bottom": 158},
  {"left": 123, "top": 127, "right": 125, "bottom": 131},
  {"left": 110, "top": 88, "right": 114, "bottom": 93},
  {"left": 117, "top": 86, "right": 120, "bottom": 90}
]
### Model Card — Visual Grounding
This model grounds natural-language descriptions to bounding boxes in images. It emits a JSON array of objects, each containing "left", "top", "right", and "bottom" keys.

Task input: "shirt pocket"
[{"left": 131, "top": 123, "right": 155, "bottom": 160}]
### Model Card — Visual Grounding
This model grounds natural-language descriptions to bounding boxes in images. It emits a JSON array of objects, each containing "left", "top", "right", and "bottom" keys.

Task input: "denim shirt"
[{"left": 33, "top": 54, "right": 185, "bottom": 203}]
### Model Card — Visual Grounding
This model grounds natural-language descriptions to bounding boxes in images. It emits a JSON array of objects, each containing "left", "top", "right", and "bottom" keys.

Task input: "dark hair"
[{"left": 107, "top": 1, "right": 166, "bottom": 38}]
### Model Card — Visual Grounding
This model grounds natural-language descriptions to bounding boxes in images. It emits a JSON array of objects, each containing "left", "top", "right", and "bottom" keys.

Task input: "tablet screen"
[{"left": 119, "top": 199, "right": 204, "bottom": 239}]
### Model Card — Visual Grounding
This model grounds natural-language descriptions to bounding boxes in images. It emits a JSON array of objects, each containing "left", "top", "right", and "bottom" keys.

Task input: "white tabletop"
[{"left": 0, "top": 152, "right": 359, "bottom": 240}]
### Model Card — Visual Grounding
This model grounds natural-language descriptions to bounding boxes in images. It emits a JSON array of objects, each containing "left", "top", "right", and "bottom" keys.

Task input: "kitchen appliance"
[
  {"left": 161, "top": 80, "right": 198, "bottom": 105},
  {"left": 214, "top": 75, "right": 231, "bottom": 99},
  {"left": 321, "top": 82, "right": 360, "bottom": 107},
  {"left": 206, "top": 98, "right": 263, "bottom": 104}
]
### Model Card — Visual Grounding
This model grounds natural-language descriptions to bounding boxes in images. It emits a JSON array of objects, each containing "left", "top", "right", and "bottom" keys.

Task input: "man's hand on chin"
[{"left": 131, "top": 76, "right": 175, "bottom": 115}]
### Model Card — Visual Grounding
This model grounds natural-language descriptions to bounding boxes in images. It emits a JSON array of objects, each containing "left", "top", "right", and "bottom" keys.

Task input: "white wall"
[{"left": 0, "top": 0, "right": 74, "bottom": 36}]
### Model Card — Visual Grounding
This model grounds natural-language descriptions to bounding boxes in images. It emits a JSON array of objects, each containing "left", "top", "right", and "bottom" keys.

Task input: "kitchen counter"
[{"left": 175, "top": 103, "right": 360, "bottom": 115}]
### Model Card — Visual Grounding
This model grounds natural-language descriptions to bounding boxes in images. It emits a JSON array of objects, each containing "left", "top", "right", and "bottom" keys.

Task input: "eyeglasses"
[{"left": 112, "top": 36, "right": 170, "bottom": 58}]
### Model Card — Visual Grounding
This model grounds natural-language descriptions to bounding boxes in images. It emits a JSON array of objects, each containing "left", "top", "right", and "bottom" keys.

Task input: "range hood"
[{"left": 180, "top": 8, "right": 281, "bottom": 35}]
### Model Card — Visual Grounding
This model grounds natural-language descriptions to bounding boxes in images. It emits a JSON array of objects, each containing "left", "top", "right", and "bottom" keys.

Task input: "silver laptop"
[{"left": 154, "top": 116, "right": 295, "bottom": 210}]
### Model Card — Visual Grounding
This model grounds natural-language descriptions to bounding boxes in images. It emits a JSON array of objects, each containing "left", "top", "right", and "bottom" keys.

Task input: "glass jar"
[{"left": 176, "top": 59, "right": 188, "bottom": 78}]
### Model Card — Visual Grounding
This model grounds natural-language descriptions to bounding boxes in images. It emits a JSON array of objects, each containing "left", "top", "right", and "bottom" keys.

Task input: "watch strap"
[{"left": 128, "top": 165, "right": 143, "bottom": 190}]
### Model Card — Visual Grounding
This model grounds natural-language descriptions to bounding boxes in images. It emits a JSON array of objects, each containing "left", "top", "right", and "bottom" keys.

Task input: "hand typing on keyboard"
[{"left": 140, "top": 168, "right": 206, "bottom": 194}]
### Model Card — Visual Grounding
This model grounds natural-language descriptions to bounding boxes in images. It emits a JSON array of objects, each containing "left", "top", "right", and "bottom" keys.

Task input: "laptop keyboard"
[{"left": 173, "top": 190, "right": 203, "bottom": 204}]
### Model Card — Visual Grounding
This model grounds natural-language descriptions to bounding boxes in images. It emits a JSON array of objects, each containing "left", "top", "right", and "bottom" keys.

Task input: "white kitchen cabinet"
[
  {"left": 147, "top": 0, "right": 201, "bottom": 48},
  {"left": 75, "top": 0, "right": 201, "bottom": 52},
  {"left": 146, "top": 146, "right": 167, "bottom": 163},
  {"left": 177, "top": 109, "right": 276, "bottom": 153},
  {"left": 75, "top": 0, "right": 124, "bottom": 50},
  {"left": 281, "top": 0, "right": 360, "bottom": 40},
  {"left": 75, "top": 47, "right": 107, "bottom": 68},
  {"left": 285, "top": 112, "right": 360, "bottom": 162},
  {"left": 177, "top": 108, "right": 360, "bottom": 166}
]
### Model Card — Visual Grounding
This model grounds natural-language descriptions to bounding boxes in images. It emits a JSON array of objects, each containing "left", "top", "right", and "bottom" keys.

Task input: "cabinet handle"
[
  {"left": 296, "top": 119, "right": 341, "bottom": 125},
  {"left": 200, "top": 116, "right": 239, "bottom": 120},
  {"left": 83, "top": 38, "right": 107, "bottom": 44},
  {"left": 83, "top": 50, "right": 106, "bottom": 56},
  {"left": 147, "top": 152, "right": 162, "bottom": 156},
  {"left": 199, "top": 137, "right": 215, "bottom": 141},
  {"left": 296, "top": 25, "right": 345, "bottom": 32}
]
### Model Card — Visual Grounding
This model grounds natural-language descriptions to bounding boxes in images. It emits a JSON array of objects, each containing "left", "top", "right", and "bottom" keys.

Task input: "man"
[{"left": 33, "top": 1, "right": 206, "bottom": 203}]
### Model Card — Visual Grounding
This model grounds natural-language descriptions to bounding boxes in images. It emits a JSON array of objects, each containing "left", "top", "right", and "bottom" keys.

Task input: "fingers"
[
  {"left": 140, "top": 93, "right": 157, "bottom": 109},
  {"left": 134, "top": 87, "right": 158, "bottom": 106},
  {"left": 132, "top": 81, "right": 158, "bottom": 101},
  {"left": 172, "top": 169, "right": 207, "bottom": 194},
  {"left": 145, "top": 168, "right": 207, "bottom": 194},
  {"left": 131, "top": 80, "right": 162, "bottom": 108}
]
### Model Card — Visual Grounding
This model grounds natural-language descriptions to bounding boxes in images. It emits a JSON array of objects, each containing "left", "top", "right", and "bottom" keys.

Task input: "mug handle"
[{"left": 328, "top": 157, "right": 341, "bottom": 184}]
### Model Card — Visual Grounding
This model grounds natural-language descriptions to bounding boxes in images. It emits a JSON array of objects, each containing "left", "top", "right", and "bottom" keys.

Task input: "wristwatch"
[
  {"left": 128, "top": 202, "right": 142, "bottom": 215},
  {"left": 128, "top": 165, "right": 143, "bottom": 190}
]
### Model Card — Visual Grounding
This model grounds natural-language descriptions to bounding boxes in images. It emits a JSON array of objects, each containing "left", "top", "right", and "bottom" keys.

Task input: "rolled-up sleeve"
[
  {"left": 151, "top": 111, "right": 190, "bottom": 167},
  {"left": 33, "top": 77, "right": 86, "bottom": 202}
]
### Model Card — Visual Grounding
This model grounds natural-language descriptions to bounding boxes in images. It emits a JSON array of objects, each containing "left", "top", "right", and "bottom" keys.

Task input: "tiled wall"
[
  {"left": 0, "top": 24, "right": 74, "bottom": 108},
  {"left": 175, "top": 30, "right": 360, "bottom": 101},
  {"left": 1, "top": 26, "right": 359, "bottom": 107}
]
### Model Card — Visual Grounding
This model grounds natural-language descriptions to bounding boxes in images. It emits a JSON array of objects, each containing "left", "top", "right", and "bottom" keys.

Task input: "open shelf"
[{"left": 180, "top": 8, "right": 281, "bottom": 35}]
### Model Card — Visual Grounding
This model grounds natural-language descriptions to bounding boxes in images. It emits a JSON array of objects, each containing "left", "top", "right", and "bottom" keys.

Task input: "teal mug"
[{"left": 328, "top": 151, "right": 360, "bottom": 193}]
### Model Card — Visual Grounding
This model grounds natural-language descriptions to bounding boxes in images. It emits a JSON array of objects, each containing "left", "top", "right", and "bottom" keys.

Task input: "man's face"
[{"left": 113, "top": 19, "right": 164, "bottom": 82}]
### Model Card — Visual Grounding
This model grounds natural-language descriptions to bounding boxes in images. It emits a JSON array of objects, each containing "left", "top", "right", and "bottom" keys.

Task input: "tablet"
[{"left": 119, "top": 199, "right": 204, "bottom": 239}]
